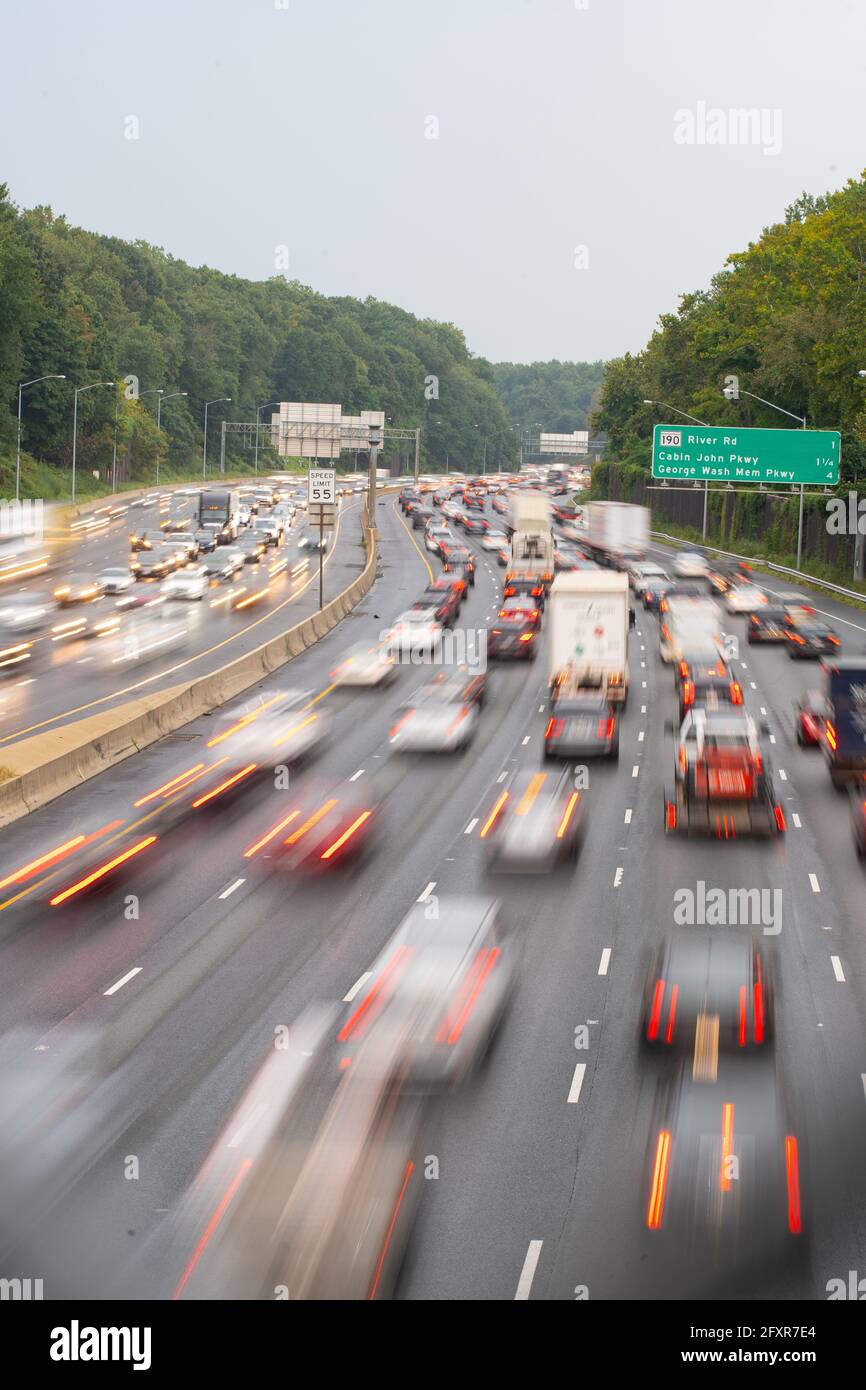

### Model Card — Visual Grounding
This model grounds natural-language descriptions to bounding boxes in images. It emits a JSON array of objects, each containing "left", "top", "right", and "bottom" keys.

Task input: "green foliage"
[
  {"left": 593, "top": 171, "right": 866, "bottom": 488},
  {"left": 493, "top": 360, "right": 604, "bottom": 434},
  {"left": 2, "top": 191, "right": 516, "bottom": 483}
]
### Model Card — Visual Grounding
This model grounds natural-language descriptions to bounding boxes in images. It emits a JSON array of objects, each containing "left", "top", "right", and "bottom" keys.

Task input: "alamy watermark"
[
  {"left": 673, "top": 879, "right": 782, "bottom": 936},
  {"left": 674, "top": 102, "right": 782, "bottom": 158}
]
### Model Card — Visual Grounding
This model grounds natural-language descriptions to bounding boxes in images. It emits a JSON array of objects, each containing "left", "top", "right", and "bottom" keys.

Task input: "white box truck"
[
  {"left": 583, "top": 501, "right": 649, "bottom": 567},
  {"left": 548, "top": 570, "right": 630, "bottom": 704},
  {"left": 508, "top": 489, "right": 555, "bottom": 584}
]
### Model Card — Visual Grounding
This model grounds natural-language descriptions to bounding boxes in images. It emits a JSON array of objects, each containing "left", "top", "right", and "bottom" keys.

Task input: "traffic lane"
[
  {"left": 403, "top": 607, "right": 866, "bottom": 1299},
  {"left": 0, "top": 504, "right": 362, "bottom": 746},
  {"left": 0, "top": 497, "right": 500, "bottom": 1032},
  {"left": 3, "top": 578, "right": 554, "bottom": 1294}
]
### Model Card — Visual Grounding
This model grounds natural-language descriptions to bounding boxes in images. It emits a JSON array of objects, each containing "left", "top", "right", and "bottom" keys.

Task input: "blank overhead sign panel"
[
  {"left": 271, "top": 403, "right": 385, "bottom": 459},
  {"left": 651, "top": 424, "right": 840, "bottom": 485},
  {"left": 540, "top": 431, "right": 589, "bottom": 456}
]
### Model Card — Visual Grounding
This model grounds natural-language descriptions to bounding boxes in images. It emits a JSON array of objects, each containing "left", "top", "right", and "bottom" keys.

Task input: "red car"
[{"left": 795, "top": 689, "right": 831, "bottom": 746}]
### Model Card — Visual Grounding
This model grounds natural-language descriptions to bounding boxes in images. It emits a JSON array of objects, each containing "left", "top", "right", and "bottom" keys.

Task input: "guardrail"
[{"left": 650, "top": 531, "right": 866, "bottom": 607}]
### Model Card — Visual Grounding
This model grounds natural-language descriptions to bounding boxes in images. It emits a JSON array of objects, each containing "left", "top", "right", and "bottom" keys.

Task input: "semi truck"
[
  {"left": 507, "top": 489, "right": 555, "bottom": 586},
  {"left": 195, "top": 488, "right": 240, "bottom": 544},
  {"left": 582, "top": 501, "right": 649, "bottom": 568},
  {"left": 820, "top": 657, "right": 866, "bottom": 787},
  {"left": 548, "top": 570, "right": 630, "bottom": 704}
]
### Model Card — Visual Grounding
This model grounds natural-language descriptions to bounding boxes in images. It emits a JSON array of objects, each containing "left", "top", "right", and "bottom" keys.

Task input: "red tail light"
[
  {"left": 738, "top": 985, "right": 747, "bottom": 1046},
  {"left": 682, "top": 680, "right": 694, "bottom": 708},
  {"left": 785, "top": 1136, "right": 802, "bottom": 1234},
  {"left": 647, "top": 979, "right": 665, "bottom": 1041},
  {"left": 678, "top": 662, "right": 689, "bottom": 679},
  {"left": 518, "top": 632, "right": 534, "bottom": 642},
  {"left": 597, "top": 716, "right": 615, "bottom": 739},
  {"left": 664, "top": 984, "right": 678, "bottom": 1044},
  {"left": 546, "top": 718, "right": 564, "bottom": 739},
  {"left": 730, "top": 682, "right": 743, "bottom": 705},
  {"left": 774, "top": 804, "right": 786, "bottom": 832},
  {"left": 827, "top": 634, "right": 840, "bottom": 646},
  {"left": 825, "top": 720, "right": 837, "bottom": 750},
  {"left": 666, "top": 799, "right": 677, "bottom": 830},
  {"left": 753, "top": 957, "right": 765, "bottom": 1044}
]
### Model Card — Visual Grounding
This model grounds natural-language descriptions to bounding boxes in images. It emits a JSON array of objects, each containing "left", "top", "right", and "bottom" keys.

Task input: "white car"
[
  {"left": 425, "top": 525, "right": 453, "bottom": 554},
  {"left": 481, "top": 530, "right": 508, "bottom": 552},
  {"left": 113, "top": 613, "right": 189, "bottom": 665},
  {"left": 330, "top": 642, "right": 397, "bottom": 687},
  {"left": 210, "top": 688, "right": 329, "bottom": 764},
  {"left": 163, "top": 565, "right": 208, "bottom": 601},
  {"left": 384, "top": 608, "right": 443, "bottom": 660},
  {"left": 238, "top": 505, "right": 252, "bottom": 526},
  {"left": 390, "top": 689, "right": 479, "bottom": 752},
  {"left": 725, "top": 583, "right": 769, "bottom": 614},
  {"left": 0, "top": 593, "right": 49, "bottom": 632},
  {"left": 628, "top": 562, "right": 668, "bottom": 591},
  {"left": 98, "top": 567, "right": 136, "bottom": 595},
  {"left": 673, "top": 551, "right": 709, "bottom": 577}
]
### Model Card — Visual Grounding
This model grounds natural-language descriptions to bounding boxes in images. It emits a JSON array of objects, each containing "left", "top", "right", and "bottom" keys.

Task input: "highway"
[
  {"left": 0, "top": 488, "right": 365, "bottom": 746},
  {"left": 1, "top": 487, "right": 866, "bottom": 1301}
]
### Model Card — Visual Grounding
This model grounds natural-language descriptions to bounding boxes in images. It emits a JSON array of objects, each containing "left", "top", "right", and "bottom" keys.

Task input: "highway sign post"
[
  {"left": 308, "top": 469, "right": 336, "bottom": 609},
  {"left": 651, "top": 424, "right": 840, "bottom": 485}
]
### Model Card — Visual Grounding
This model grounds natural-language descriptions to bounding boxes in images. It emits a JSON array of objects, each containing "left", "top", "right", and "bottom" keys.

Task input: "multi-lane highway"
[
  {"left": 0, "top": 489, "right": 366, "bottom": 746},
  {"left": 2, "top": 484, "right": 866, "bottom": 1301}
]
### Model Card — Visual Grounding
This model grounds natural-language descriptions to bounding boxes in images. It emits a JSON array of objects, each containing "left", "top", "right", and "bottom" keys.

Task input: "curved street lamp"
[{"left": 16, "top": 375, "right": 66, "bottom": 502}]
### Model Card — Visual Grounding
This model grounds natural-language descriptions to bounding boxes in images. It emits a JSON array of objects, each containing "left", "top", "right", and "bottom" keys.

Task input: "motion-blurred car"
[
  {"left": 746, "top": 605, "right": 788, "bottom": 644},
  {"left": 236, "top": 533, "right": 268, "bottom": 563},
  {"left": 673, "top": 551, "right": 709, "bottom": 578},
  {"left": 163, "top": 565, "right": 208, "bottom": 601},
  {"left": 389, "top": 677, "right": 481, "bottom": 752},
  {"left": 481, "top": 529, "right": 508, "bottom": 551},
  {"left": 487, "top": 611, "right": 538, "bottom": 660},
  {"left": 221, "top": 546, "right": 247, "bottom": 575},
  {"left": 413, "top": 588, "right": 460, "bottom": 627},
  {"left": 664, "top": 709, "right": 784, "bottom": 837},
  {"left": 426, "top": 573, "right": 467, "bottom": 609},
  {"left": 53, "top": 572, "right": 104, "bottom": 606},
  {"left": 642, "top": 932, "right": 772, "bottom": 1055},
  {"left": 243, "top": 777, "right": 376, "bottom": 872},
  {"left": 460, "top": 515, "right": 488, "bottom": 537},
  {"left": 629, "top": 562, "right": 668, "bottom": 592},
  {"left": 0, "top": 592, "right": 50, "bottom": 632},
  {"left": 498, "top": 597, "right": 541, "bottom": 629},
  {"left": 503, "top": 574, "right": 545, "bottom": 607},
  {"left": 411, "top": 509, "right": 432, "bottom": 531},
  {"left": 194, "top": 529, "right": 218, "bottom": 553},
  {"left": 544, "top": 692, "right": 619, "bottom": 760},
  {"left": 725, "top": 583, "right": 768, "bottom": 614},
  {"left": 202, "top": 550, "right": 238, "bottom": 581},
  {"left": 98, "top": 566, "right": 135, "bottom": 594},
  {"left": 785, "top": 619, "right": 840, "bottom": 658},
  {"left": 131, "top": 547, "right": 175, "bottom": 581},
  {"left": 794, "top": 689, "right": 831, "bottom": 746},
  {"left": 336, "top": 896, "right": 513, "bottom": 1085},
  {"left": 676, "top": 652, "right": 742, "bottom": 719},
  {"left": 251, "top": 515, "right": 281, "bottom": 547},
  {"left": 643, "top": 1059, "right": 805, "bottom": 1282},
  {"left": 442, "top": 549, "right": 476, "bottom": 584},
  {"left": 112, "top": 610, "right": 188, "bottom": 666},
  {"left": 496, "top": 546, "right": 510, "bottom": 567},
  {"left": 330, "top": 642, "right": 397, "bottom": 687},
  {"left": 297, "top": 533, "right": 329, "bottom": 553},
  {"left": 208, "top": 688, "right": 329, "bottom": 767},
  {"left": 481, "top": 766, "right": 584, "bottom": 872},
  {"left": 383, "top": 608, "right": 443, "bottom": 660},
  {"left": 425, "top": 524, "right": 453, "bottom": 556},
  {"left": 642, "top": 575, "right": 674, "bottom": 611}
]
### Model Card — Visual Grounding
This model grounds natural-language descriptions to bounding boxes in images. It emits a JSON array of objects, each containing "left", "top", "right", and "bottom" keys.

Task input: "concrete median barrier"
[{"left": 0, "top": 520, "right": 377, "bottom": 828}]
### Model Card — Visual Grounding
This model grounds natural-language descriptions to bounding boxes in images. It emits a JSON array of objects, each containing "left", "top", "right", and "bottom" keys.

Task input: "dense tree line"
[
  {"left": 492, "top": 360, "right": 604, "bottom": 435},
  {"left": 0, "top": 185, "right": 517, "bottom": 488},
  {"left": 593, "top": 173, "right": 866, "bottom": 483}
]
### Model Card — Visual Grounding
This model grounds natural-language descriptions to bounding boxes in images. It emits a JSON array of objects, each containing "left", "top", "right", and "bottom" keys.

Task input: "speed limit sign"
[{"left": 308, "top": 468, "right": 336, "bottom": 505}]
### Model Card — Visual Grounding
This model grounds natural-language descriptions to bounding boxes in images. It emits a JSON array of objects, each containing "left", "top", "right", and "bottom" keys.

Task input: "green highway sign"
[{"left": 651, "top": 424, "right": 840, "bottom": 486}]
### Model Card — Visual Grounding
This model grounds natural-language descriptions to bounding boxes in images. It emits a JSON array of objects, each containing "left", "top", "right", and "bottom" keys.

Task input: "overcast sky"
[{"left": 3, "top": 0, "right": 865, "bottom": 364}]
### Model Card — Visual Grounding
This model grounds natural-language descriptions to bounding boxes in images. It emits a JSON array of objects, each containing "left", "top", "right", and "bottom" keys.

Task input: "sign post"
[{"left": 308, "top": 468, "right": 336, "bottom": 610}]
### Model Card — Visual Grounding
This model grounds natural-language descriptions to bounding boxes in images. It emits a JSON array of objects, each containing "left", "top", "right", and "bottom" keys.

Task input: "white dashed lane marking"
[
  {"left": 831, "top": 955, "right": 845, "bottom": 983},
  {"left": 598, "top": 948, "right": 612, "bottom": 976},
  {"left": 515, "top": 1241, "right": 543, "bottom": 1300},
  {"left": 103, "top": 967, "right": 142, "bottom": 997},
  {"left": 567, "top": 1062, "right": 587, "bottom": 1105}
]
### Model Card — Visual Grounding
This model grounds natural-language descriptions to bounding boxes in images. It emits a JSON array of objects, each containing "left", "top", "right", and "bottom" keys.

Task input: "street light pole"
[
  {"left": 722, "top": 386, "right": 807, "bottom": 567},
  {"left": 16, "top": 375, "right": 66, "bottom": 502},
  {"left": 72, "top": 381, "right": 114, "bottom": 505},
  {"left": 203, "top": 397, "right": 231, "bottom": 479},
  {"left": 156, "top": 392, "right": 187, "bottom": 485},
  {"left": 644, "top": 400, "right": 711, "bottom": 538},
  {"left": 254, "top": 400, "right": 280, "bottom": 476}
]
